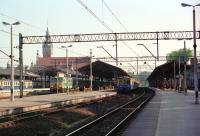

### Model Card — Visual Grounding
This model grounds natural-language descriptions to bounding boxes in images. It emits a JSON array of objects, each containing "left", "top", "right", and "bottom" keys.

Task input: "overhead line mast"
[{"left": 21, "top": 31, "right": 200, "bottom": 44}]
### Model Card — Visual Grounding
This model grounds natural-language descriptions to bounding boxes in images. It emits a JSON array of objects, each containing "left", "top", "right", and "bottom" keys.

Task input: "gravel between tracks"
[{"left": 0, "top": 93, "right": 138, "bottom": 136}]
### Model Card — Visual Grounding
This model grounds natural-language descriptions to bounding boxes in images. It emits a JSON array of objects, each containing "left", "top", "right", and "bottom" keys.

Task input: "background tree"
[
  {"left": 166, "top": 48, "right": 192, "bottom": 63},
  {"left": 128, "top": 71, "right": 151, "bottom": 87}
]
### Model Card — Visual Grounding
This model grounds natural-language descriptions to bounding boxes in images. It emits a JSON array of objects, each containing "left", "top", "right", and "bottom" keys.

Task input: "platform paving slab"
[
  {"left": 122, "top": 90, "right": 200, "bottom": 136},
  {"left": 0, "top": 90, "right": 116, "bottom": 116}
]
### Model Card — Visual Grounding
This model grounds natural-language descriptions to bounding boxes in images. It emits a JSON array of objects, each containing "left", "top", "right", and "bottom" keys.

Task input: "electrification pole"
[
  {"left": 19, "top": 33, "right": 23, "bottom": 98},
  {"left": 90, "top": 49, "right": 93, "bottom": 91},
  {"left": 183, "top": 40, "right": 187, "bottom": 95},
  {"left": 115, "top": 33, "right": 118, "bottom": 66},
  {"left": 181, "top": 3, "right": 200, "bottom": 103}
]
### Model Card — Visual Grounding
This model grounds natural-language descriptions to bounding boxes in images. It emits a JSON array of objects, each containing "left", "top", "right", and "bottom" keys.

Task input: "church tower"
[{"left": 42, "top": 28, "right": 53, "bottom": 58}]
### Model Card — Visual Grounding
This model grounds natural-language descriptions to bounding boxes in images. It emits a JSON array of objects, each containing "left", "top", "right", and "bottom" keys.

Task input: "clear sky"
[{"left": 0, "top": 0, "right": 200, "bottom": 71}]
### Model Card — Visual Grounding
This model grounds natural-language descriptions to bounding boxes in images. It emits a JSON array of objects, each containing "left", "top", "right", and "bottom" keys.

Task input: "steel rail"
[
  {"left": 65, "top": 90, "right": 148, "bottom": 136},
  {"left": 105, "top": 91, "right": 154, "bottom": 136},
  {"left": 0, "top": 96, "right": 115, "bottom": 128}
]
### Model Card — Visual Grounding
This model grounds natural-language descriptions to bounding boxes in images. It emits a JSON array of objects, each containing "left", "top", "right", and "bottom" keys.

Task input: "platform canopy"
[
  {"left": 78, "top": 61, "right": 129, "bottom": 79},
  {"left": 0, "top": 68, "right": 39, "bottom": 79},
  {"left": 147, "top": 61, "right": 189, "bottom": 82}
]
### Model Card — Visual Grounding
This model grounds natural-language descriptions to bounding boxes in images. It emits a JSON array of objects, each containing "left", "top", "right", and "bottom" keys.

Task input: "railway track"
[
  {"left": 65, "top": 88, "right": 154, "bottom": 136},
  {"left": 0, "top": 96, "right": 115, "bottom": 128}
]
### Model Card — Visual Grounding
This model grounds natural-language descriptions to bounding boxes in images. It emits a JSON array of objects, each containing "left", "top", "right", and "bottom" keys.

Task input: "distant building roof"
[
  {"left": 0, "top": 68, "right": 40, "bottom": 79},
  {"left": 36, "top": 57, "right": 90, "bottom": 70}
]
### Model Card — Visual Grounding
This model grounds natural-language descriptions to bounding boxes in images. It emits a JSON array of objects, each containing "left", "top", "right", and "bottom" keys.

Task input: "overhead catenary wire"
[
  {"left": 0, "top": 29, "right": 18, "bottom": 36},
  {"left": 102, "top": 0, "right": 129, "bottom": 32},
  {"left": 76, "top": 0, "right": 114, "bottom": 33},
  {"left": 76, "top": 0, "right": 139, "bottom": 57},
  {"left": 102, "top": 0, "right": 139, "bottom": 56}
]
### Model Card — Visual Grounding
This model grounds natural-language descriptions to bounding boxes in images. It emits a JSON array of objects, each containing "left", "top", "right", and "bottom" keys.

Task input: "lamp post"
[
  {"left": 61, "top": 45, "right": 72, "bottom": 93},
  {"left": 181, "top": 3, "right": 200, "bottom": 104},
  {"left": 2, "top": 21, "right": 20, "bottom": 101},
  {"left": 90, "top": 49, "right": 93, "bottom": 91},
  {"left": 177, "top": 38, "right": 192, "bottom": 95}
]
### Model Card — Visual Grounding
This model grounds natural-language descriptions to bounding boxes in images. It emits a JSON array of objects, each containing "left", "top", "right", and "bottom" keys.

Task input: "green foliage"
[
  {"left": 135, "top": 71, "right": 151, "bottom": 87},
  {"left": 166, "top": 48, "right": 192, "bottom": 63},
  {"left": 127, "top": 71, "right": 150, "bottom": 87}
]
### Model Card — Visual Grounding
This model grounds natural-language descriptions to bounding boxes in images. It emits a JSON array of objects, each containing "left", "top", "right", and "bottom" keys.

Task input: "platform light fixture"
[
  {"left": 2, "top": 21, "right": 20, "bottom": 101},
  {"left": 181, "top": 2, "right": 200, "bottom": 104}
]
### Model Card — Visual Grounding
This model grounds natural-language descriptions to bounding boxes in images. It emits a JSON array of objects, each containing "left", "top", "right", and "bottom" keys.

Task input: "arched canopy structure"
[{"left": 78, "top": 61, "right": 129, "bottom": 79}]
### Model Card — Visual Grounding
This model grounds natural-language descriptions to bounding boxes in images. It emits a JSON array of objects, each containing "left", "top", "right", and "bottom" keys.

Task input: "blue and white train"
[{"left": 116, "top": 76, "right": 139, "bottom": 93}]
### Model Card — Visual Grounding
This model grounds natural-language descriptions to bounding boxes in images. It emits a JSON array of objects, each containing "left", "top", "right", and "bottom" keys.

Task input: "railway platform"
[
  {"left": 122, "top": 89, "right": 200, "bottom": 136},
  {"left": 0, "top": 88, "right": 50, "bottom": 98},
  {"left": 0, "top": 90, "right": 116, "bottom": 117}
]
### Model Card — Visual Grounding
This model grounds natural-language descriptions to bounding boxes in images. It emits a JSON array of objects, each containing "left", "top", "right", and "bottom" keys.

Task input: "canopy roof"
[
  {"left": 78, "top": 61, "right": 129, "bottom": 79},
  {"left": 147, "top": 61, "right": 190, "bottom": 81}
]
